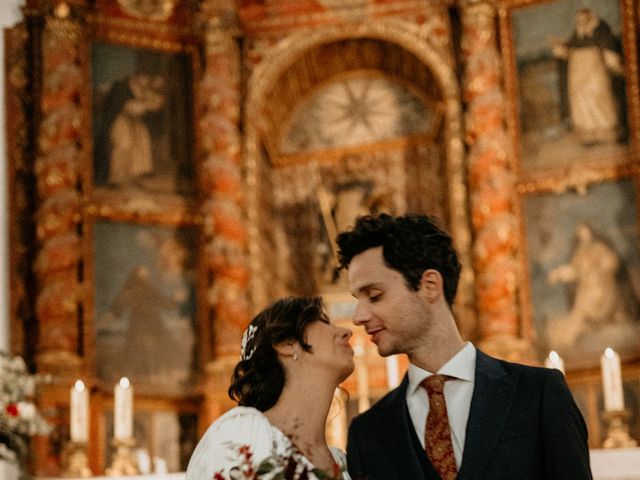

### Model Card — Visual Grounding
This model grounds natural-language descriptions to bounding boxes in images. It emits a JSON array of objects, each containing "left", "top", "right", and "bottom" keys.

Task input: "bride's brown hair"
[{"left": 228, "top": 296, "right": 324, "bottom": 411}]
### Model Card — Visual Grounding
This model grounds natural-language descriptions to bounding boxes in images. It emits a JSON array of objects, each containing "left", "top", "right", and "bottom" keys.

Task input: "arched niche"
[{"left": 244, "top": 24, "right": 475, "bottom": 337}]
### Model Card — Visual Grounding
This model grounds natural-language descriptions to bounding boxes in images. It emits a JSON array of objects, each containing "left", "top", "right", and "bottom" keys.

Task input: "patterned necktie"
[{"left": 422, "top": 374, "right": 457, "bottom": 480}]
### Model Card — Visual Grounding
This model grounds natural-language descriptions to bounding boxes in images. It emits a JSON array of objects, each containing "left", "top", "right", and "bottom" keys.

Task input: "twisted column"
[
  {"left": 459, "top": 0, "right": 533, "bottom": 362},
  {"left": 33, "top": 7, "right": 84, "bottom": 375},
  {"left": 197, "top": 5, "right": 251, "bottom": 421}
]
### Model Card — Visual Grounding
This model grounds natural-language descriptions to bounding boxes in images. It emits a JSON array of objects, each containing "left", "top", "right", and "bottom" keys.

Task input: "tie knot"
[{"left": 421, "top": 374, "right": 448, "bottom": 394}]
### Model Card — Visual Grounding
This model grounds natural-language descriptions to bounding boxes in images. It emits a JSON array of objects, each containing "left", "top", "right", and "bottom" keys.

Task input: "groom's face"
[{"left": 348, "top": 247, "right": 431, "bottom": 357}]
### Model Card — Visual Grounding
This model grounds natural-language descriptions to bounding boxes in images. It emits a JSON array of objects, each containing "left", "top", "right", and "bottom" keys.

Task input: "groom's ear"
[{"left": 419, "top": 269, "right": 443, "bottom": 303}]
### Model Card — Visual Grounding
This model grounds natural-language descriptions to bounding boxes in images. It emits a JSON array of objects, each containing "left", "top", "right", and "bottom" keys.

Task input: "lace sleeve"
[
  {"left": 186, "top": 407, "right": 274, "bottom": 480},
  {"left": 329, "top": 447, "right": 351, "bottom": 480}
]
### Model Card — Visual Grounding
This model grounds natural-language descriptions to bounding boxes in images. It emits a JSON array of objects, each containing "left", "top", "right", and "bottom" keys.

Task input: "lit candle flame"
[{"left": 119, "top": 377, "right": 130, "bottom": 389}]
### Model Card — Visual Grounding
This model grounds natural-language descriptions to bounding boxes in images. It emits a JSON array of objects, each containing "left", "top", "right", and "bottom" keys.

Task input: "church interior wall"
[{"left": 3, "top": 0, "right": 640, "bottom": 475}]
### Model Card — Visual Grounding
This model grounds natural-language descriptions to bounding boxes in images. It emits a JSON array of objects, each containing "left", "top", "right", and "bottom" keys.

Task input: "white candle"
[
  {"left": 601, "top": 348, "right": 624, "bottom": 412},
  {"left": 114, "top": 377, "right": 133, "bottom": 440},
  {"left": 544, "top": 351, "right": 565, "bottom": 374},
  {"left": 353, "top": 340, "right": 370, "bottom": 413},
  {"left": 70, "top": 380, "right": 89, "bottom": 443},
  {"left": 386, "top": 355, "right": 401, "bottom": 389}
]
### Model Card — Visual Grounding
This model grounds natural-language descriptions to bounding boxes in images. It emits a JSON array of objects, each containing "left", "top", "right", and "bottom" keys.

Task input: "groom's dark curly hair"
[
  {"left": 228, "top": 296, "right": 323, "bottom": 411},
  {"left": 336, "top": 213, "right": 462, "bottom": 307}
]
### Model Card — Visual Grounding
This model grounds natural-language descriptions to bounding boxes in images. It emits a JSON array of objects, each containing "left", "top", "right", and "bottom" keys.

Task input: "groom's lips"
[{"left": 367, "top": 328, "right": 384, "bottom": 343}]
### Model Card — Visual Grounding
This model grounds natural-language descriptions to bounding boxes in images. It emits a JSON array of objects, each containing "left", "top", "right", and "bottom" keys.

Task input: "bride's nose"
[{"left": 338, "top": 326, "right": 353, "bottom": 340}]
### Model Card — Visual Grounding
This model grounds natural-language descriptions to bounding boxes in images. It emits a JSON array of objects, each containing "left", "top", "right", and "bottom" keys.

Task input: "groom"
[{"left": 336, "top": 214, "right": 592, "bottom": 479}]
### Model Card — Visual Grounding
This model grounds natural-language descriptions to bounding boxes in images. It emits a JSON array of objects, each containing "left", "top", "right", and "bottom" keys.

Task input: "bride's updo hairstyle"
[{"left": 228, "top": 296, "right": 325, "bottom": 411}]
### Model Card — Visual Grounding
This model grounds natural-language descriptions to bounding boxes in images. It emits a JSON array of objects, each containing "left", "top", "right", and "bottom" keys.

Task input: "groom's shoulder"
[{"left": 352, "top": 383, "right": 405, "bottom": 426}]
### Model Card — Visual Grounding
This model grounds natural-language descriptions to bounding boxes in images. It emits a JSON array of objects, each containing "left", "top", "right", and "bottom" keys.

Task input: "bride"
[{"left": 186, "top": 296, "right": 355, "bottom": 479}]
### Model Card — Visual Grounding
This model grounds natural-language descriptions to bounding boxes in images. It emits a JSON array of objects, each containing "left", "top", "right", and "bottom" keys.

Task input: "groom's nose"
[{"left": 353, "top": 301, "right": 371, "bottom": 326}]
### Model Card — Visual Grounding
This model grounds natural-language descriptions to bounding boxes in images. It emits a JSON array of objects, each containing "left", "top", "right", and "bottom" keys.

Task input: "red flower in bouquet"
[
  {"left": 5, "top": 404, "right": 18, "bottom": 417},
  {"left": 212, "top": 444, "right": 344, "bottom": 480}
]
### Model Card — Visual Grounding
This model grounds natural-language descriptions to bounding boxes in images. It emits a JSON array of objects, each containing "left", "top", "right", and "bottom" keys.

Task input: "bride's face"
[{"left": 301, "top": 316, "right": 355, "bottom": 381}]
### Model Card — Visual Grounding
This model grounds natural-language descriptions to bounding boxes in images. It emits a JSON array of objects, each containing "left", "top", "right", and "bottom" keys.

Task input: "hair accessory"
[
  {"left": 241, "top": 324, "right": 258, "bottom": 360},
  {"left": 292, "top": 350, "right": 299, "bottom": 361}
]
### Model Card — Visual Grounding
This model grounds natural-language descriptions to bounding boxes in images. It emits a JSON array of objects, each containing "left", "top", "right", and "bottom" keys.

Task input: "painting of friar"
[
  {"left": 524, "top": 180, "right": 640, "bottom": 369},
  {"left": 512, "top": 0, "right": 628, "bottom": 170},
  {"left": 92, "top": 43, "right": 195, "bottom": 195},
  {"left": 94, "top": 221, "right": 198, "bottom": 394}
]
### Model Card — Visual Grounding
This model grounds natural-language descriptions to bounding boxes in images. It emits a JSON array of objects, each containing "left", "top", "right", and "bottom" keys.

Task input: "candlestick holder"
[
  {"left": 106, "top": 437, "right": 139, "bottom": 476},
  {"left": 62, "top": 441, "right": 93, "bottom": 478},
  {"left": 602, "top": 409, "right": 638, "bottom": 449}
]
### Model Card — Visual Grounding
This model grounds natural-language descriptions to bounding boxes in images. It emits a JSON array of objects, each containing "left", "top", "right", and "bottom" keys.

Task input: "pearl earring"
[{"left": 292, "top": 350, "right": 299, "bottom": 361}]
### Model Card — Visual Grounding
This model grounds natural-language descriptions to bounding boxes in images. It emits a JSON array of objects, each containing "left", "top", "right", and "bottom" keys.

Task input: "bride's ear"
[{"left": 273, "top": 340, "right": 296, "bottom": 358}]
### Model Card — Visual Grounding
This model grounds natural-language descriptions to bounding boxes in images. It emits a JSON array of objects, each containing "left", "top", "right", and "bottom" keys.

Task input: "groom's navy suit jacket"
[{"left": 347, "top": 350, "right": 592, "bottom": 479}]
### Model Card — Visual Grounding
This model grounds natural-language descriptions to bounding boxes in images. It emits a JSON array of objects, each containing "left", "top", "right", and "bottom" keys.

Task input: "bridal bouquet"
[
  {"left": 0, "top": 352, "right": 52, "bottom": 464},
  {"left": 213, "top": 444, "right": 343, "bottom": 480}
]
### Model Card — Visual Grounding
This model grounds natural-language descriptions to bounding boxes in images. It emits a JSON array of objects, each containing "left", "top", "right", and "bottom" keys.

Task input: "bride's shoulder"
[
  {"left": 186, "top": 407, "right": 274, "bottom": 480},
  {"left": 215, "top": 406, "right": 269, "bottom": 426},
  {"left": 200, "top": 406, "right": 272, "bottom": 443}
]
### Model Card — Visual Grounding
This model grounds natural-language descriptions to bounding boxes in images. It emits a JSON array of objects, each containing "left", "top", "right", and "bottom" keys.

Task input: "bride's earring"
[{"left": 292, "top": 350, "right": 299, "bottom": 361}]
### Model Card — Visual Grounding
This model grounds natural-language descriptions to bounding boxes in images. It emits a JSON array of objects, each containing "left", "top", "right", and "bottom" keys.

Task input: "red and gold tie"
[{"left": 422, "top": 374, "right": 457, "bottom": 480}]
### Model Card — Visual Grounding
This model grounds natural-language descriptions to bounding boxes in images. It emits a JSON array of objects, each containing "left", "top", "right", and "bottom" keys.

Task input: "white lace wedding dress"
[{"left": 186, "top": 406, "right": 351, "bottom": 480}]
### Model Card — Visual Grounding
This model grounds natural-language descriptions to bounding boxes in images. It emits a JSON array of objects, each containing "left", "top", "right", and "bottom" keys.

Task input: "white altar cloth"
[
  {"left": 590, "top": 448, "right": 640, "bottom": 480},
  {"left": 36, "top": 448, "right": 640, "bottom": 480}
]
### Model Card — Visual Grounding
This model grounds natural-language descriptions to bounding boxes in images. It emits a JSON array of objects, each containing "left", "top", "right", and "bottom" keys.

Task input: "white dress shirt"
[{"left": 406, "top": 342, "right": 476, "bottom": 469}]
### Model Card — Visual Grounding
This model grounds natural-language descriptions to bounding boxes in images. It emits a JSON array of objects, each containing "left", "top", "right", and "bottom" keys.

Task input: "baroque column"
[
  {"left": 197, "top": 1, "right": 251, "bottom": 425},
  {"left": 459, "top": 0, "right": 534, "bottom": 362},
  {"left": 32, "top": 2, "right": 85, "bottom": 377}
]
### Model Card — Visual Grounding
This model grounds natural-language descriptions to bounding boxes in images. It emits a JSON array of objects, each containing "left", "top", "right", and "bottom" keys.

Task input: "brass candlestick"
[
  {"left": 62, "top": 442, "right": 93, "bottom": 478},
  {"left": 602, "top": 409, "right": 638, "bottom": 449},
  {"left": 106, "top": 437, "right": 139, "bottom": 476}
]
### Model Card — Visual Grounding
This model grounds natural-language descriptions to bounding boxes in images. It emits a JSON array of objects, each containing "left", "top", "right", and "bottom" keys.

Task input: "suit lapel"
[
  {"left": 377, "top": 377, "right": 426, "bottom": 478},
  {"left": 457, "top": 350, "right": 518, "bottom": 480}
]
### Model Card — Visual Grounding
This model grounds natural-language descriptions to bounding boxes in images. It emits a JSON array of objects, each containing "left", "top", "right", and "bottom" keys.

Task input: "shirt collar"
[{"left": 407, "top": 342, "right": 476, "bottom": 395}]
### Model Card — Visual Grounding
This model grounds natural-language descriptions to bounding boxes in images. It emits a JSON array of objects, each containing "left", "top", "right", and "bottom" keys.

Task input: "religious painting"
[
  {"left": 522, "top": 179, "right": 640, "bottom": 369},
  {"left": 509, "top": 0, "right": 631, "bottom": 172},
  {"left": 91, "top": 43, "right": 195, "bottom": 195},
  {"left": 93, "top": 221, "right": 198, "bottom": 395}
]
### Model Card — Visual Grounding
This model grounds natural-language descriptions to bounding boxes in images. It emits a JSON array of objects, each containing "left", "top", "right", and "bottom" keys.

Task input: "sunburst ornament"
[
  {"left": 282, "top": 74, "right": 433, "bottom": 154},
  {"left": 117, "top": 0, "right": 176, "bottom": 21}
]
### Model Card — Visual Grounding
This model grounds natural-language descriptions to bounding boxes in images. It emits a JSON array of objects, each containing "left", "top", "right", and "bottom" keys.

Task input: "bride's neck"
[{"left": 265, "top": 375, "right": 336, "bottom": 446}]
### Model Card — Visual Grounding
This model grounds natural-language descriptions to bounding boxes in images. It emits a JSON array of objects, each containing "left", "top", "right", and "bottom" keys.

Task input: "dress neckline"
[{"left": 246, "top": 407, "right": 344, "bottom": 478}]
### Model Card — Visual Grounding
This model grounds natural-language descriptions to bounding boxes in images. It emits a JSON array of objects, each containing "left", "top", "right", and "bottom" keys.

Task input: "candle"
[
  {"left": 353, "top": 339, "right": 370, "bottom": 413},
  {"left": 114, "top": 377, "right": 133, "bottom": 440},
  {"left": 70, "top": 380, "right": 89, "bottom": 443},
  {"left": 386, "top": 355, "right": 401, "bottom": 389},
  {"left": 544, "top": 351, "right": 565, "bottom": 374},
  {"left": 601, "top": 348, "right": 624, "bottom": 412}
]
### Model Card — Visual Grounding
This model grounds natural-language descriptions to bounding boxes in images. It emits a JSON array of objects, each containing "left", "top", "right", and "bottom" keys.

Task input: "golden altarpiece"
[{"left": 5, "top": 0, "right": 640, "bottom": 475}]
